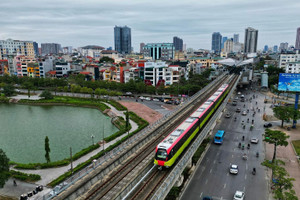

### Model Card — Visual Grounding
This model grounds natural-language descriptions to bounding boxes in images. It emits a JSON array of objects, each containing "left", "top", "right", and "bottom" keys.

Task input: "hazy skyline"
[{"left": 0, "top": 0, "right": 299, "bottom": 51}]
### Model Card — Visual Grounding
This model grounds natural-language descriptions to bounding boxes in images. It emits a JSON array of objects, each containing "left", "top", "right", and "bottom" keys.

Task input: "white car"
[
  {"left": 242, "top": 111, "right": 247, "bottom": 116},
  {"left": 234, "top": 190, "right": 245, "bottom": 200},
  {"left": 230, "top": 164, "right": 239, "bottom": 174},
  {"left": 145, "top": 97, "right": 151, "bottom": 101},
  {"left": 139, "top": 96, "right": 145, "bottom": 100},
  {"left": 153, "top": 98, "right": 160, "bottom": 102},
  {"left": 251, "top": 138, "right": 259, "bottom": 144}
]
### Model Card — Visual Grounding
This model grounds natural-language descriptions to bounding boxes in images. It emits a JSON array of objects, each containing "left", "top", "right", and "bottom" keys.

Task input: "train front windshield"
[{"left": 156, "top": 149, "right": 168, "bottom": 161}]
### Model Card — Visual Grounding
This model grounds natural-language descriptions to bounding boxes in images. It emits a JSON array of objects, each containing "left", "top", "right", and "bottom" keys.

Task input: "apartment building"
[
  {"left": 55, "top": 61, "right": 70, "bottom": 77},
  {"left": 16, "top": 56, "right": 37, "bottom": 77},
  {"left": 285, "top": 62, "right": 300, "bottom": 73},
  {"left": 279, "top": 52, "right": 300, "bottom": 69},
  {"left": 0, "top": 39, "right": 35, "bottom": 60}
]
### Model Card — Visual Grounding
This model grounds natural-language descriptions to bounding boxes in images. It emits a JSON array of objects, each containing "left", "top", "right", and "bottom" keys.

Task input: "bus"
[{"left": 214, "top": 130, "right": 225, "bottom": 144}]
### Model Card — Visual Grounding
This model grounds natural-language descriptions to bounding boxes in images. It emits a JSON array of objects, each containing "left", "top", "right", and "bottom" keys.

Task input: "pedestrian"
[{"left": 13, "top": 180, "right": 17, "bottom": 186}]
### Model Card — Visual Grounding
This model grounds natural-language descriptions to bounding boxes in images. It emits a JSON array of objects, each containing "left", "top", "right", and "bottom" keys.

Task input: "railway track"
[
  {"left": 123, "top": 75, "right": 239, "bottom": 200},
  {"left": 78, "top": 75, "right": 234, "bottom": 200}
]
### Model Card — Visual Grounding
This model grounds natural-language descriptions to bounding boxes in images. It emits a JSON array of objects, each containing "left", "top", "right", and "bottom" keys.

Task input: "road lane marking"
[
  {"left": 205, "top": 179, "right": 208, "bottom": 184},
  {"left": 200, "top": 192, "right": 203, "bottom": 198},
  {"left": 224, "top": 183, "right": 226, "bottom": 189},
  {"left": 213, "top": 160, "right": 216, "bottom": 164},
  {"left": 232, "top": 154, "right": 234, "bottom": 158},
  {"left": 210, "top": 169, "right": 212, "bottom": 173},
  {"left": 245, "top": 174, "right": 247, "bottom": 180}
]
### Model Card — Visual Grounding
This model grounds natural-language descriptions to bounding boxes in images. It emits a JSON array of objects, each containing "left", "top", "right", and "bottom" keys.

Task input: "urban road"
[{"left": 181, "top": 88, "right": 269, "bottom": 200}]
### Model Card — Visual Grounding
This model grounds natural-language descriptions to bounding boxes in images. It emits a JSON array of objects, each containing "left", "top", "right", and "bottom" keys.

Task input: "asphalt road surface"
[{"left": 181, "top": 88, "right": 269, "bottom": 200}]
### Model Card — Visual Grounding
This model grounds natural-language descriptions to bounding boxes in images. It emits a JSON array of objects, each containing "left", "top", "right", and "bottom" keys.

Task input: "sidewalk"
[
  {"left": 263, "top": 92, "right": 300, "bottom": 199},
  {"left": 1, "top": 102, "right": 139, "bottom": 199}
]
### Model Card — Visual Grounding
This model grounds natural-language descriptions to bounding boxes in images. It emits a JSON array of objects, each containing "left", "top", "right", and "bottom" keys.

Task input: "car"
[
  {"left": 225, "top": 113, "right": 231, "bottom": 118},
  {"left": 264, "top": 123, "right": 272, "bottom": 128},
  {"left": 235, "top": 97, "right": 239, "bottom": 100},
  {"left": 139, "top": 96, "right": 145, "bottom": 100},
  {"left": 230, "top": 164, "right": 239, "bottom": 174},
  {"left": 232, "top": 100, "right": 237, "bottom": 106},
  {"left": 233, "top": 190, "right": 245, "bottom": 200},
  {"left": 145, "top": 97, "right": 151, "bottom": 101},
  {"left": 203, "top": 196, "right": 213, "bottom": 200},
  {"left": 125, "top": 92, "right": 132, "bottom": 95},
  {"left": 250, "top": 138, "right": 259, "bottom": 144},
  {"left": 242, "top": 111, "right": 247, "bottom": 116},
  {"left": 236, "top": 108, "right": 241, "bottom": 113},
  {"left": 166, "top": 100, "right": 173, "bottom": 104},
  {"left": 174, "top": 100, "right": 181, "bottom": 105},
  {"left": 15, "top": 89, "right": 21, "bottom": 93},
  {"left": 237, "top": 92, "right": 241, "bottom": 95}
]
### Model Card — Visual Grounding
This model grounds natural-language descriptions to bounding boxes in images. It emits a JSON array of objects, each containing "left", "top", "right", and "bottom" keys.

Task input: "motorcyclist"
[
  {"left": 242, "top": 136, "right": 245, "bottom": 141},
  {"left": 247, "top": 143, "right": 250, "bottom": 149},
  {"left": 256, "top": 152, "right": 259, "bottom": 157}
]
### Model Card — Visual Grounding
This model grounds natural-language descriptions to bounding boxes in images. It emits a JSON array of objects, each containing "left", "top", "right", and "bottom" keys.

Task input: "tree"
[
  {"left": 262, "top": 160, "right": 298, "bottom": 200},
  {"left": 3, "top": 84, "right": 15, "bottom": 97},
  {"left": 45, "top": 136, "right": 51, "bottom": 163},
  {"left": 99, "top": 56, "right": 114, "bottom": 63},
  {"left": 263, "top": 129, "right": 289, "bottom": 163},
  {"left": 0, "top": 148, "right": 10, "bottom": 188},
  {"left": 273, "top": 106, "right": 293, "bottom": 127},
  {"left": 23, "top": 81, "right": 34, "bottom": 98},
  {"left": 39, "top": 90, "right": 53, "bottom": 100}
]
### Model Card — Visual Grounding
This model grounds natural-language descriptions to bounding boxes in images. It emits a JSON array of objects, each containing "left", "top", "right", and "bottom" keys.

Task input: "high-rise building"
[
  {"left": 0, "top": 39, "right": 36, "bottom": 59},
  {"left": 143, "top": 43, "right": 174, "bottom": 60},
  {"left": 140, "top": 43, "right": 145, "bottom": 54},
  {"left": 263, "top": 45, "right": 268, "bottom": 53},
  {"left": 224, "top": 39, "right": 234, "bottom": 53},
  {"left": 279, "top": 42, "right": 288, "bottom": 52},
  {"left": 273, "top": 45, "right": 278, "bottom": 53},
  {"left": 244, "top": 27, "right": 258, "bottom": 53},
  {"left": 212, "top": 32, "right": 222, "bottom": 53},
  {"left": 41, "top": 43, "right": 61, "bottom": 55},
  {"left": 295, "top": 27, "right": 300, "bottom": 50},
  {"left": 33, "top": 42, "right": 39, "bottom": 56},
  {"left": 114, "top": 26, "right": 131, "bottom": 54},
  {"left": 173, "top": 36, "right": 183, "bottom": 51},
  {"left": 221, "top": 37, "right": 228, "bottom": 50},
  {"left": 233, "top": 34, "right": 239, "bottom": 43}
]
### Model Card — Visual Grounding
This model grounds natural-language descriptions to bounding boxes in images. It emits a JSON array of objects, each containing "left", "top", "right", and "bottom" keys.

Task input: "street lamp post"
[{"left": 91, "top": 134, "right": 95, "bottom": 145}]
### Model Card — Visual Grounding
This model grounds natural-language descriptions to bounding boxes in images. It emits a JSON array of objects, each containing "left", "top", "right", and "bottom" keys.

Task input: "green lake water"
[{"left": 0, "top": 104, "right": 118, "bottom": 163}]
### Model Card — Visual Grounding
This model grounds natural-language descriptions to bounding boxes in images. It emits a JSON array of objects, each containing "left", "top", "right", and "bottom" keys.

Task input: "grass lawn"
[{"left": 292, "top": 140, "right": 300, "bottom": 156}]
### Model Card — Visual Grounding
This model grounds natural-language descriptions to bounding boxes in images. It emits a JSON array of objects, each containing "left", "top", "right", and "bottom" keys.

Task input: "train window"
[{"left": 156, "top": 149, "right": 168, "bottom": 160}]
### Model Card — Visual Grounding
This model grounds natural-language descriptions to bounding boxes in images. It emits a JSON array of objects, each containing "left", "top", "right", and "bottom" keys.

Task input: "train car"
[{"left": 154, "top": 84, "right": 229, "bottom": 168}]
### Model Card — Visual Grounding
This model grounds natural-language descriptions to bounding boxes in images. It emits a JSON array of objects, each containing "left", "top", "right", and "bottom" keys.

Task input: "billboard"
[{"left": 278, "top": 73, "right": 300, "bottom": 92}]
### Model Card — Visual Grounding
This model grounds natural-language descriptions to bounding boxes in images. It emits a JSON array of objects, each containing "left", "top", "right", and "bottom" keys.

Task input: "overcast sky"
[{"left": 0, "top": 0, "right": 299, "bottom": 51}]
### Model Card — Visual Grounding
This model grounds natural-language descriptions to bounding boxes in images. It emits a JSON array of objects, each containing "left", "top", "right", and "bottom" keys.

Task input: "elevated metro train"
[{"left": 154, "top": 84, "right": 229, "bottom": 168}]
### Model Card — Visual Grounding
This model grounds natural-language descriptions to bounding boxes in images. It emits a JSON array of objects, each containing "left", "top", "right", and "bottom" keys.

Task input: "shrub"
[
  {"left": 39, "top": 90, "right": 53, "bottom": 99},
  {"left": 10, "top": 170, "right": 41, "bottom": 182}
]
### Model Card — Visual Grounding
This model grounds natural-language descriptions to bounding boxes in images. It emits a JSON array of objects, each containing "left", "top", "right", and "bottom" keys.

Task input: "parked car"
[
  {"left": 251, "top": 138, "right": 259, "bottom": 144},
  {"left": 139, "top": 96, "right": 145, "bottom": 100},
  {"left": 230, "top": 164, "right": 239, "bottom": 174},
  {"left": 234, "top": 191, "right": 245, "bottom": 200},
  {"left": 242, "top": 111, "right": 247, "bottom": 116},
  {"left": 15, "top": 89, "right": 21, "bottom": 93},
  {"left": 153, "top": 98, "right": 160, "bottom": 102},
  {"left": 125, "top": 92, "right": 132, "bottom": 95},
  {"left": 166, "top": 100, "right": 173, "bottom": 104},
  {"left": 264, "top": 123, "right": 272, "bottom": 128},
  {"left": 236, "top": 108, "right": 241, "bottom": 113},
  {"left": 145, "top": 97, "right": 151, "bottom": 101},
  {"left": 203, "top": 196, "right": 213, "bottom": 200},
  {"left": 174, "top": 100, "right": 181, "bottom": 105}
]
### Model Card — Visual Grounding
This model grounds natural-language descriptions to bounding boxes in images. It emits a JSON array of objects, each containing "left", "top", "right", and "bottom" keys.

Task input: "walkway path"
[{"left": 263, "top": 91, "right": 300, "bottom": 199}]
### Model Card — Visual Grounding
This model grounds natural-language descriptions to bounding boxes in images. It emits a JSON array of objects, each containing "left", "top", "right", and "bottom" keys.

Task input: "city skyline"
[{"left": 0, "top": 0, "right": 299, "bottom": 51}]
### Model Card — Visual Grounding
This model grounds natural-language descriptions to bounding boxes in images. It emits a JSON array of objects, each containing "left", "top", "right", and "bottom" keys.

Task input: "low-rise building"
[
  {"left": 55, "top": 61, "right": 70, "bottom": 77},
  {"left": 279, "top": 52, "right": 300, "bottom": 69},
  {"left": 143, "top": 43, "right": 174, "bottom": 60}
]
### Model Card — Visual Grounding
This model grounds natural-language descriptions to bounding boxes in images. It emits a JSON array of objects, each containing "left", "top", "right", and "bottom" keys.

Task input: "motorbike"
[
  {"left": 242, "top": 136, "right": 245, "bottom": 141},
  {"left": 256, "top": 152, "right": 259, "bottom": 157},
  {"left": 243, "top": 154, "right": 247, "bottom": 160},
  {"left": 234, "top": 117, "right": 237, "bottom": 121},
  {"left": 247, "top": 118, "right": 249, "bottom": 123},
  {"left": 247, "top": 144, "right": 250, "bottom": 149},
  {"left": 242, "top": 144, "right": 245, "bottom": 150},
  {"left": 252, "top": 168, "right": 256, "bottom": 175},
  {"left": 250, "top": 125, "right": 254, "bottom": 131},
  {"left": 243, "top": 125, "right": 246, "bottom": 129},
  {"left": 238, "top": 143, "right": 241, "bottom": 148}
]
